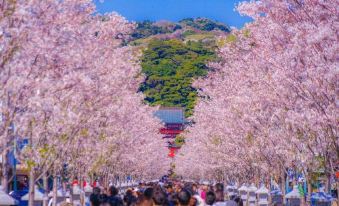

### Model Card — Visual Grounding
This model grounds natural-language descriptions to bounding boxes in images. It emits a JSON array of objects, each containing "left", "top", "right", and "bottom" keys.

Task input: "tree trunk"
[
  {"left": 325, "top": 172, "right": 331, "bottom": 193},
  {"left": 1, "top": 150, "right": 8, "bottom": 192},
  {"left": 281, "top": 171, "right": 286, "bottom": 195},
  {"left": 281, "top": 170, "right": 286, "bottom": 205},
  {"left": 79, "top": 172, "right": 84, "bottom": 190},
  {"left": 28, "top": 168, "right": 35, "bottom": 206},
  {"left": 52, "top": 172, "right": 57, "bottom": 206},
  {"left": 104, "top": 173, "right": 109, "bottom": 189},
  {"left": 43, "top": 172, "right": 48, "bottom": 206},
  {"left": 307, "top": 177, "right": 312, "bottom": 204}
]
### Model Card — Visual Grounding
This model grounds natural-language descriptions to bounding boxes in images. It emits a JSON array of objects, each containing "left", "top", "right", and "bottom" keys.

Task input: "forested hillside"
[
  {"left": 135, "top": 18, "right": 229, "bottom": 116},
  {"left": 139, "top": 39, "right": 215, "bottom": 116},
  {"left": 130, "top": 18, "right": 230, "bottom": 41}
]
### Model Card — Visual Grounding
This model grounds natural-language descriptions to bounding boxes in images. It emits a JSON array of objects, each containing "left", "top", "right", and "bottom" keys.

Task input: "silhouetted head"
[
  {"left": 152, "top": 188, "right": 167, "bottom": 205},
  {"left": 177, "top": 189, "right": 192, "bottom": 206},
  {"left": 215, "top": 183, "right": 224, "bottom": 192},
  {"left": 205, "top": 191, "right": 216, "bottom": 205},
  {"left": 93, "top": 187, "right": 101, "bottom": 195},
  {"left": 90, "top": 194, "right": 100, "bottom": 206},
  {"left": 144, "top": 187, "right": 154, "bottom": 200},
  {"left": 233, "top": 196, "right": 243, "bottom": 206},
  {"left": 109, "top": 186, "right": 119, "bottom": 196}
]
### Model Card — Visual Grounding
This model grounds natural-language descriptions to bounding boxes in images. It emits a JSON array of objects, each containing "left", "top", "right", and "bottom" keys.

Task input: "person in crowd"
[
  {"left": 232, "top": 197, "right": 243, "bottom": 206},
  {"left": 166, "top": 184, "right": 174, "bottom": 194},
  {"left": 214, "top": 183, "right": 225, "bottom": 205},
  {"left": 177, "top": 189, "right": 192, "bottom": 206},
  {"left": 183, "top": 184, "right": 196, "bottom": 197},
  {"left": 166, "top": 184, "right": 177, "bottom": 206},
  {"left": 188, "top": 196, "right": 198, "bottom": 206},
  {"left": 213, "top": 183, "right": 237, "bottom": 206},
  {"left": 90, "top": 187, "right": 102, "bottom": 206},
  {"left": 93, "top": 187, "right": 102, "bottom": 195},
  {"left": 98, "top": 193, "right": 108, "bottom": 205},
  {"left": 189, "top": 184, "right": 203, "bottom": 206},
  {"left": 174, "top": 184, "right": 182, "bottom": 194},
  {"left": 213, "top": 183, "right": 226, "bottom": 206},
  {"left": 60, "top": 202, "right": 73, "bottom": 206},
  {"left": 137, "top": 187, "right": 154, "bottom": 206},
  {"left": 107, "top": 186, "right": 124, "bottom": 206},
  {"left": 205, "top": 191, "right": 216, "bottom": 206},
  {"left": 214, "top": 183, "right": 224, "bottom": 193},
  {"left": 192, "top": 184, "right": 199, "bottom": 196},
  {"left": 90, "top": 181, "right": 246, "bottom": 206},
  {"left": 200, "top": 185, "right": 208, "bottom": 201},
  {"left": 124, "top": 189, "right": 138, "bottom": 206},
  {"left": 152, "top": 187, "right": 168, "bottom": 206},
  {"left": 90, "top": 193, "right": 101, "bottom": 206}
]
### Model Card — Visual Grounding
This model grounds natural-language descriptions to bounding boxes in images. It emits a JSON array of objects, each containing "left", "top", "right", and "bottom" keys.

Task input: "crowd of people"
[{"left": 89, "top": 181, "right": 244, "bottom": 206}]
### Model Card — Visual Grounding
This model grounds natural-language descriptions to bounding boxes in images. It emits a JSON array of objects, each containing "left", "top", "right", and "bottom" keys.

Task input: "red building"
[{"left": 154, "top": 107, "right": 185, "bottom": 158}]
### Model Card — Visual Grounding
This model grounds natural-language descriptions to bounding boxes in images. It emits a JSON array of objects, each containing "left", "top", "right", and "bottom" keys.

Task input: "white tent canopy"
[
  {"left": 0, "top": 186, "right": 18, "bottom": 205},
  {"left": 21, "top": 185, "right": 44, "bottom": 201}
]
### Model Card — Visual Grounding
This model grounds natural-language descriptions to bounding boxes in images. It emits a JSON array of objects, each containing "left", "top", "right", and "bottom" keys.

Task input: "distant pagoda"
[{"left": 154, "top": 107, "right": 185, "bottom": 158}]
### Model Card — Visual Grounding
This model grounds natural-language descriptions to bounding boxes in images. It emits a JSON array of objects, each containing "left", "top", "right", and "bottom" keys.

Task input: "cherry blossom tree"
[
  {"left": 176, "top": 0, "right": 338, "bottom": 196},
  {"left": 1, "top": 1, "right": 167, "bottom": 205}
]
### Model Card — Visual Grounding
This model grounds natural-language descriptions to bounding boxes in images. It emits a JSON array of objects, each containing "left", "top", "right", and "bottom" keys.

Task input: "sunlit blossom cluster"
[
  {"left": 175, "top": 0, "right": 338, "bottom": 189},
  {"left": 0, "top": 0, "right": 169, "bottom": 191}
]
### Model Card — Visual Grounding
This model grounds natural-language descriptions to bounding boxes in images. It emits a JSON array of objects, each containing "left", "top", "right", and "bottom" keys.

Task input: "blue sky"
[{"left": 93, "top": 0, "right": 251, "bottom": 28}]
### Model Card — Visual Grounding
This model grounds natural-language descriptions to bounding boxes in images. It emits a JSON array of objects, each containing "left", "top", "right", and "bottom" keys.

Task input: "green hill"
[
  {"left": 135, "top": 18, "right": 229, "bottom": 116},
  {"left": 179, "top": 18, "right": 230, "bottom": 32},
  {"left": 131, "top": 20, "right": 182, "bottom": 39},
  {"left": 130, "top": 18, "right": 230, "bottom": 43}
]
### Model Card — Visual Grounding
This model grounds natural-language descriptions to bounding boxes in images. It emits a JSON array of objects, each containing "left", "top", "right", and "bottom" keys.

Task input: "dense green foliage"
[
  {"left": 182, "top": 30, "right": 197, "bottom": 37},
  {"left": 131, "top": 20, "right": 181, "bottom": 39},
  {"left": 139, "top": 39, "right": 215, "bottom": 116},
  {"left": 179, "top": 18, "right": 230, "bottom": 32},
  {"left": 130, "top": 18, "right": 229, "bottom": 41}
]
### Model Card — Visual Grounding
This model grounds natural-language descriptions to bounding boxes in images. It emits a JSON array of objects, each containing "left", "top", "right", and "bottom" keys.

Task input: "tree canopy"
[
  {"left": 131, "top": 20, "right": 182, "bottom": 40},
  {"left": 179, "top": 18, "right": 230, "bottom": 32},
  {"left": 139, "top": 39, "right": 215, "bottom": 116}
]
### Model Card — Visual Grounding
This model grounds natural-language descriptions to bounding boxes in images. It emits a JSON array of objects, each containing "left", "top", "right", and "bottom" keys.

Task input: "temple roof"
[{"left": 154, "top": 107, "right": 185, "bottom": 124}]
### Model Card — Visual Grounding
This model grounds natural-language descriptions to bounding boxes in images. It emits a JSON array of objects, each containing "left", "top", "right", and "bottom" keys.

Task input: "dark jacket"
[{"left": 108, "top": 195, "right": 124, "bottom": 206}]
